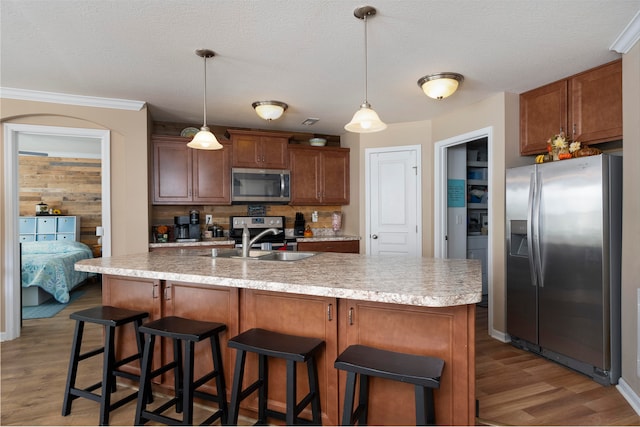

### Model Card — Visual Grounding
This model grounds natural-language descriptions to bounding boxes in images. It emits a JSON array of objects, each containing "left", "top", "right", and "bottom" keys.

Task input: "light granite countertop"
[{"left": 75, "top": 250, "right": 481, "bottom": 308}]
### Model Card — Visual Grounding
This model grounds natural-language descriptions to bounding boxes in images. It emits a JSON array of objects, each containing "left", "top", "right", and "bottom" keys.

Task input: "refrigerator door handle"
[
  {"left": 527, "top": 171, "right": 537, "bottom": 287},
  {"left": 533, "top": 169, "right": 544, "bottom": 287}
]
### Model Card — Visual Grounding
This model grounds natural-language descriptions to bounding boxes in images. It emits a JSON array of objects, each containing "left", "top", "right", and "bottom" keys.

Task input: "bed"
[{"left": 21, "top": 240, "right": 94, "bottom": 305}]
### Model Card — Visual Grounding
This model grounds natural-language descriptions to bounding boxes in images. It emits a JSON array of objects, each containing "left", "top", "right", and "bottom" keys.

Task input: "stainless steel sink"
[
  {"left": 208, "top": 248, "right": 316, "bottom": 262},
  {"left": 254, "top": 251, "right": 317, "bottom": 262}
]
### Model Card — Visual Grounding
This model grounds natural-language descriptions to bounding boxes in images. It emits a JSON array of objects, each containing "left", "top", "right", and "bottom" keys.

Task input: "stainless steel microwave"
[{"left": 231, "top": 168, "right": 291, "bottom": 203}]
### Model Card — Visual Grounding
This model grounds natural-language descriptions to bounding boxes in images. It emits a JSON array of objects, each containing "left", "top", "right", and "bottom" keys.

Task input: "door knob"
[{"left": 371, "top": 234, "right": 378, "bottom": 239}]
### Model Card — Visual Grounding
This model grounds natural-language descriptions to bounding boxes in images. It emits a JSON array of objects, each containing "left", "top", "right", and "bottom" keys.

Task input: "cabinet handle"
[
  {"left": 348, "top": 307, "right": 354, "bottom": 325},
  {"left": 559, "top": 126, "right": 564, "bottom": 134},
  {"left": 572, "top": 123, "right": 576, "bottom": 137},
  {"left": 327, "top": 303, "right": 333, "bottom": 321},
  {"left": 152, "top": 283, "right": 159, "bottom": 299},
  {"left": 164, "top": 286, "right": 171, "bottom": 300}
]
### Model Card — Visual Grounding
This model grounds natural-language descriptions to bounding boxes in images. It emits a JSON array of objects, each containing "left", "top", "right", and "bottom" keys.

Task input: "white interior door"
[{"left": 366, "top": 146, "right": 421, "bottom": 256}]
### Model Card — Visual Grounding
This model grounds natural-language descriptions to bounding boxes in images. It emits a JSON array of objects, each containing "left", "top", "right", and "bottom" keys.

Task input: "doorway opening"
[
  {"left": 434, "top": 127, "right": 493, "bottom": 316},
  {"left": 2, "top": 124, "right": 111, "bottom": 341}
]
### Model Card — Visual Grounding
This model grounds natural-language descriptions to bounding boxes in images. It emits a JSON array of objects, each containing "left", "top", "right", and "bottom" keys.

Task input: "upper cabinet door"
[
  {"left": 520, "top": 80, "right": 568, "bottom": 156},
  {"left": 569, "top": 60, "right": 622, "bottom": 145},
  {"left": 152, "top": 137, "right": 193, "bottom": 204},
  {"left": 193, "top": 142, "right": 232, "bottom": 204},
  {"left": 228, "top": 129, "right": 291, "bottom": 169},
  {"left": 289, "top": 147, "right": 322, "bottom": 205},
  {"left": 320, "top": 149, "right": 349, "bottom": 205}
]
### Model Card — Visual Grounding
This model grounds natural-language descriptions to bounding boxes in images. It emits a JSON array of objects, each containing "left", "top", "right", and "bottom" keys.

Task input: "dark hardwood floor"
[{"left": 2, "top": 280, "right": 639, "bottom": 425}]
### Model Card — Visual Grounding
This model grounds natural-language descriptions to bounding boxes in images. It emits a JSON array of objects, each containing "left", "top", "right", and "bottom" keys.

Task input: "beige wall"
[
  {"left": 1, "top": 98, "right": 149, "bottom": 333},
  {"left": 621, "top": 42, "right": 640, "bottom": 396}
]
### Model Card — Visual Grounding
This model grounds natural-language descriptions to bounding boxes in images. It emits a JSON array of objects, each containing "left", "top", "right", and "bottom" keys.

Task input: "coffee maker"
[
  {"left": 174, "top": 216, "right": 190, "bottom": 241},
  {"left": 174, "top": 212, "right": 200, "bottom": 241}
]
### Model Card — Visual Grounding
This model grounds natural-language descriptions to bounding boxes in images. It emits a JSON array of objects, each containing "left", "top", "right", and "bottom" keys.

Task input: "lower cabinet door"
[
  {"left": 240, "top": 289, "right": 339, "bottom": 425},
  {"left": 338, "top": 299, "right": 476, "bottom": 426},
  {"left": 163, "top": 281, "right": 239, "bottom": 399},
  {"left": 102, "top": 275, "right": 162, "bottom": 377}
]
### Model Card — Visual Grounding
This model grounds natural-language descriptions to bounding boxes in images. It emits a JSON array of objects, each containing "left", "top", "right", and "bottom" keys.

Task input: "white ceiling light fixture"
[
  {"left": 344, "top": 5, "right": 387, "bottom": 134},
  {"left": 252, "top": 100, "right": 288, "bottom": 121},
  {"left": 187, "top": 49, "right": 223, "bottom": 150},
  {"left": 417, "top": 73, "right": 464, "bottom": 100}
]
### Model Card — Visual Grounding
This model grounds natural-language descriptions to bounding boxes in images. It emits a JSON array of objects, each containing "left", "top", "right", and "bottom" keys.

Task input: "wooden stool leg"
[
  {"left": 306, "top": 355, "right": 322, "bottom": 424},
  {"left": 133, "top": 318, "right": 153, "bottom": 404},
  {"left": 62, "top": 320, "right": 84, "bottom": 416},
  {"left": 99, "top": 325, "right": 116, "bottom": 426},
  {"left": 174, "top": 338, "right": 183, "bottom": 414},
  {"left": 134, "top": 333, "right": 155, "bottom": 425},
  {"left": 210, "top": 334, "right": 228, "bottom": 423},
  {"left": 415, "top": 386, "right": 435, "bottom": 426},
  {"left": 228, "top": 349, "right": 247, "bottom": 425},
  {"left": 257, "top": 354, "right": 269, "bottom": 424},
  {"left": 357, "top": 374, "right": 369, "bottom": 426},
  {"left": 182, "top": 341, "right": 195, "bottom": 426},
  {"left": 342, "top": 371, "right": 357, "bottom": 425},
  {"left": 285, "top": 359, "right": 297, "bottom": 425}
]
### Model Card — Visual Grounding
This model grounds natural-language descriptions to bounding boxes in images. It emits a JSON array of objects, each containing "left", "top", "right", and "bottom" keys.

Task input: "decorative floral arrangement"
[{"left": 547, "top": 132, "right": 581, "bottom": 160}]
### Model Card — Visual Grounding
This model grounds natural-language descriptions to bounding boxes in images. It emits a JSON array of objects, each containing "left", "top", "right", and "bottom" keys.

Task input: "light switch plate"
[{"left": 205, "top": 214, "right": 213, "bottom": 225}]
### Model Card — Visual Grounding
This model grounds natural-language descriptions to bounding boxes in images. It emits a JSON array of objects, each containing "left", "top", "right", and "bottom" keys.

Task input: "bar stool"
[
  {"left": 334, "top": 345, "right": 444, "bottom": 426},
  {"left": 62, "top": 306, "right": 149, "bottom": 426},
  {"left": 227, "top": 328, "right": 324, "bottom": 425},
  {"left": 134, "top": 316, "right": 228, "bottom": 426}
]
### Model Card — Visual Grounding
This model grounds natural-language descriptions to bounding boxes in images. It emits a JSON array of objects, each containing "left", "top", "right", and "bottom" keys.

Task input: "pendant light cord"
[
  {"left": 202, "top": 55, "right": 208, "bottom": 128},
  {"left": 363, "top": 14, "right": 369, "bottom": 105}
]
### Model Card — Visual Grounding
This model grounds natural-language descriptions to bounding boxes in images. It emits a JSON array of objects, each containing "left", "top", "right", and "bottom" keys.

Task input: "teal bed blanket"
[{"left": 21, "top": 241, "right": 93, "bottom": 303}]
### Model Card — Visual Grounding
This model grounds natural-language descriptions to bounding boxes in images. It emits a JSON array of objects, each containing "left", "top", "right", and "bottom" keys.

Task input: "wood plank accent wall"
[{"left": 18, "top": 155, "right": 102, "bottom": 246}]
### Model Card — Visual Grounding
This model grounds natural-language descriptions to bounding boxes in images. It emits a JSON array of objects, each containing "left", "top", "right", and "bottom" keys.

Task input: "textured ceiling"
[{"left": 2, "top": 0, "right": 639, "bottom": 136}]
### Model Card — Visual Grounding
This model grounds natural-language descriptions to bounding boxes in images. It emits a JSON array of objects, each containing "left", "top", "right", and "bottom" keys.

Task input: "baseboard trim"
[
  {"left": 617, "top": 377, "right": 640, "bottom": 416},
  {"left": 490, "top": 328, "right": 510, "bottom": 343}
]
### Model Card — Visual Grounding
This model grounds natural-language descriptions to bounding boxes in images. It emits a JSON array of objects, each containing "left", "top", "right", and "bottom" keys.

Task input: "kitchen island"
[{"left": 75, "top": 249, "right": 481, "bottom": 425}]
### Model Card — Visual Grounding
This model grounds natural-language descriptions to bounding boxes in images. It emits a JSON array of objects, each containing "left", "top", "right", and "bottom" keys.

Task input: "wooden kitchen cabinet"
[
  {"left": 520, "top": 80, "right": 568, "bottom": 155},
  {"left": 240, "top": 289, "right": 339, "bottom": 425},
  {"left": 228, "top": 129, "right": 291, "bottom": 169},
  {"left": 102, "top": 275, "right": 163, "bottom": 377},
  {"left": 163, "top": 281, "right": 239, "bottom": 398},
  {"left": 289, "top": 146, "right": 350, "bottom": 205},
  {"left": 102, "top": 276, "right": 239, "bottom": 397},
  {"left": 570, "top": 60, "right": 622, "bottom": 144},
  {"left": 297, "top": 239, "right": 359, "bottom": 253},
  {"left": 152, "top": 135, "right": 231, "bottom": 205},
  {"left": 337, "top": 299, "right": 476, "bottom": 426},
  {"left": 519, "top": 60, "right": 621, "bottom": 155}
]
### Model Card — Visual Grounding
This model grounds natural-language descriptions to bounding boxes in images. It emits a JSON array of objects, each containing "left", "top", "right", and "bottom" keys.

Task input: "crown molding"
[
  {"left": 610, "top": 10, "right": 640, "bottom": 54},
  {"left": 0, "top": 87, "right": 145, "bottom": 111}
]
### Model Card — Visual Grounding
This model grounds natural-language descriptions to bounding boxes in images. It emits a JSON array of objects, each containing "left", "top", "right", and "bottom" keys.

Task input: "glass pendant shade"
[
  {"left": 417, "top": 73, "right": 464, "bottom": 100},
  {"left": 188, "top": 48, "right": 223, "bottom": 150},
  {"left": 344, "top": 103, "right": 387, "bottom": 133},
  {"left": 252, "top": 101, "right": 288, "bottom": 121},
  {"left": 187, "top": 126, "right": 223, "bottom": 150}
]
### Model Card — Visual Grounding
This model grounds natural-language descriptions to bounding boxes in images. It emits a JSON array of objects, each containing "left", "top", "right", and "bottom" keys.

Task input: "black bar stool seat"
[
  {"left": 227, "top": 328, "right": 324, "bottom": 425},
  {"left": 62, "top": 306, "right": 149, "bottom": 426},
  {"left": 334, "top": 345, "right": 444, "bottom": 426},
  {"left": 134, "top": 316, "right": 228, "bottom": 426}
]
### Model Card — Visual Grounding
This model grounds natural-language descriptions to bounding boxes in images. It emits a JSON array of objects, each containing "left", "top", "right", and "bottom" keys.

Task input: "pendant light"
[
  {"left": 417, "top": 73, "right": 464, "bottom": 100},
  {"left": 187, "top": 49, "right": 223, "bottom": 150},
  {"left": 344, "top": 6, "right": 387, "bottom": 133},
  {"left": 252, "top": 100, "right": 288, "bottom": 121}
]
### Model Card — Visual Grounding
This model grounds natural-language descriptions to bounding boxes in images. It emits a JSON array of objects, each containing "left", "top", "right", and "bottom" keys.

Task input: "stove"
[{"left": 229, "top": 216, "right": 297, "bottom": 249}]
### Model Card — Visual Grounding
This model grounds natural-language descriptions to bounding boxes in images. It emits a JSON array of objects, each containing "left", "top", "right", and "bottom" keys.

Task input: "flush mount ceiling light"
[
  {"left": 187, "top": 49, "right": 223, "bottom": 150},
  {"left": 252, "top": 100, "right": 288, "bottom": 121},
  {"left": 417, "top": 73, "right": 464, "bottom": 100},
  {"left": 344, "top": 5, "right": 387, "bottom": 134}
]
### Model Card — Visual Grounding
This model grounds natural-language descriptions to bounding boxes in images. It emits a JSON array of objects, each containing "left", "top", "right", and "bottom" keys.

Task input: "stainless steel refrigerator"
[{"left": 506, "top": 154, "right": 622, "bottom": 385}]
